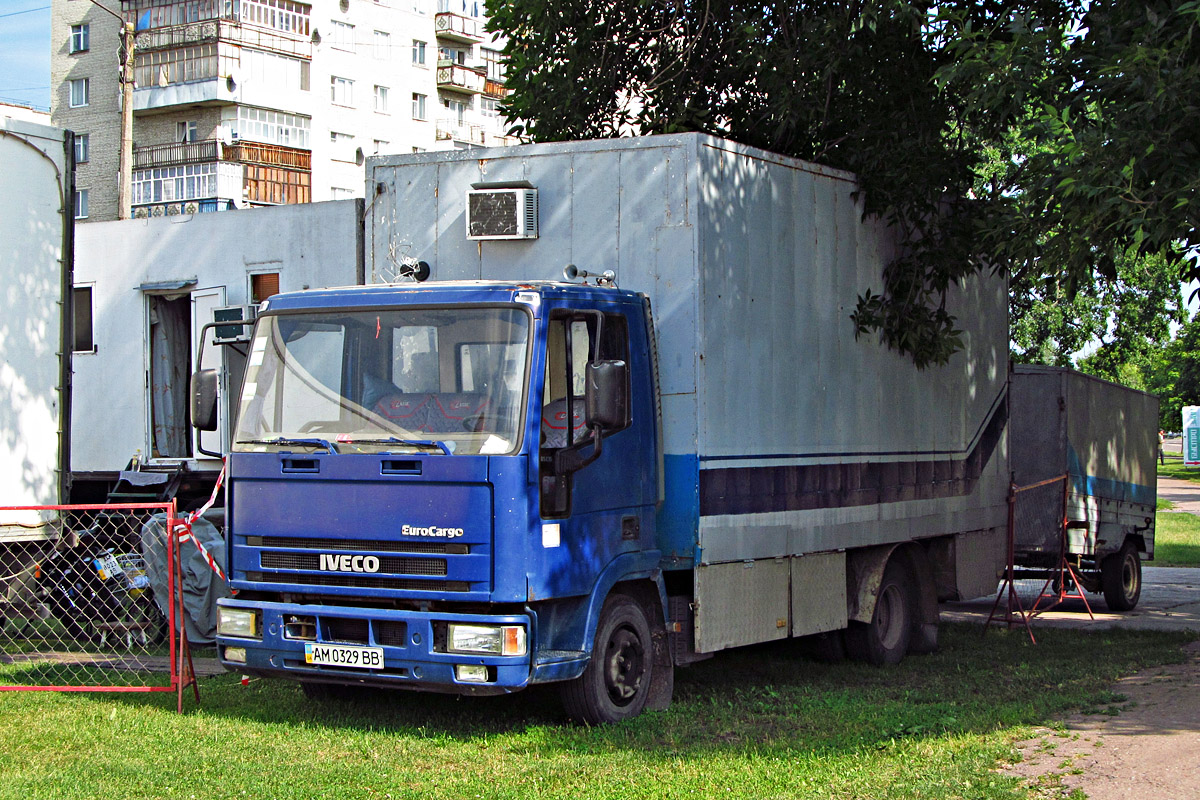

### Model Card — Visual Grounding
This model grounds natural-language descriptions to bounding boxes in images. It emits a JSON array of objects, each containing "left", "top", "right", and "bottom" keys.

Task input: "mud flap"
[{"left": 646, "top": 621, "right": 675, "bottom": 711}]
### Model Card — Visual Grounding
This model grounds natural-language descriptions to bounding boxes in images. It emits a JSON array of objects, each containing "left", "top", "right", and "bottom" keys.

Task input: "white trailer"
[
  {"left": 67, "top": 200, "right": 363, "bottom": 504},
  {"left": 1010, "top": 365, "right": 1158, "bottom": 610},
  {"left": 0, "top": 117, "right": 73, "bottom": 539},
  {"left": 363, "top": 133, "right": 1010, "bottom": 663}
]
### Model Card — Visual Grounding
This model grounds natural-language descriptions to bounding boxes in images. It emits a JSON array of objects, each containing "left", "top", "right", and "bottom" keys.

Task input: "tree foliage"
[
  {"left": 1014, "top": 250, "right": 1185, "bottom": 373},
  {"left": 487, "top": 0, "right": 1200, "bottom": 367},
  {"left": 1140, "top": 316, "right": 1200, "bottom": 429}
]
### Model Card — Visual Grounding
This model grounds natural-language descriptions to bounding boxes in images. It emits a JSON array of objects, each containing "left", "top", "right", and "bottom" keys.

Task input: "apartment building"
[{"left": 50, "top": 0, "right": 515, "bottom": 222}]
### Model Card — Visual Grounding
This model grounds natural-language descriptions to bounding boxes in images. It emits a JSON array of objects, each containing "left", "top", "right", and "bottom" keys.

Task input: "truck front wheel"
[
  {"left": 1101, "top": 540, "right": 1142, "bottom": 612},
  {"left": 845, "top": 559, "right": 914, "bottom": 666},
  {"left": 561, "top": 594, "right": 654, "bottom": 725}
]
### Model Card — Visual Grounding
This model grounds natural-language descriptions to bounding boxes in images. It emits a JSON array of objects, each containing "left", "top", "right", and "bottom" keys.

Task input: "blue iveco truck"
[{"left": 203, "top": 135, "right": 1015, "bottom": 723}]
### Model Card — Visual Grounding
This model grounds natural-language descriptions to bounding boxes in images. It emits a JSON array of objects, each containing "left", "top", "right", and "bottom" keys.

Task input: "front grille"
[
  {"left": 248, "top": 571, "right": 470, "bottom": 593},
  {"left": 375, "top": 621, "right": 408, "bottom": 647},
  {"left": 324, "top": 617, "right": 369, "bottom": 644},
  {"left": 258, "top": 552, "right": 448, "bottom": 576},
  {"left": 247, "top": 535, "right": 469, "bottom": 555}
]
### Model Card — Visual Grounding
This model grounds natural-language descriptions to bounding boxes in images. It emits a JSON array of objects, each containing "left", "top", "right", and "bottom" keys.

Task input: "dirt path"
[
  {"left": 1000, "top": 639, "right": 1200, "bottom": 799},
  {"left": 993, "top": 471, "right": 1200, "bottom": 799}
]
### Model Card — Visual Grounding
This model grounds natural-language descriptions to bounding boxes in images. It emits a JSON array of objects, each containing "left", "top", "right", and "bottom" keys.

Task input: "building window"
[
  {"left": 412, "top": 92, "right": 426, "bottom": 120},
  {"left": 177, "top": 120, "right": 198, "bottom": 142},
  {"left": 132, "top": 163, "right": 218, "bottom": 205},
  {"left": 251, "top": 272, "right": 280, "bottom": 303},
  {"left": 330, "top": 131, "right": 356, "bottom": 162},
  {"left": 373, "top": 139, "right": 389, "bottom": 154},
  {"left": 331, "top": 76, "right": 354, "bottom": 107},
  {"left": 237, "top": 0, "right": 311, "bottom": 36},
  {"left": 74, "top": 133, "right": 89, "bottom": 164},
  {"left": 330, "top": 20, "right": 355, "bottom": 51},
  {"left": 74, "top": 189, "right": 89, "bottom": 219},
  {"left": 439, "top": 46, "right": 467, "bottom": 65},
  {"left": 411, "top": 39, "right": 426, "bottom": 66},
  {"left": 70, "top": 24, "right": 89, "bottom": 54},
  {"left": 443, "top": 96, "right": 468, "bottom": 125},
  {"left": 69, "top": 78, "right": 89, "bottom": 107},
  {"left": 72, "top": 286, "right": 94, "bottom": 352},
  {"left": 235, "top": 106, "right": 312, "bottom": 148},
  {"left": 373, "top": 30, "right": 390, "bottom": 59},
  {"left": 330, "top": 187, "right": 356, "bottom": 200},
  {"left": 134, "top": 44, "right": 219, "bottom": 87},
  {"left": 374, "top": 85, "right": 389, "bottom": 113},
  {"left": 482, "top": 47, "right": 503, "bottom": 81}
]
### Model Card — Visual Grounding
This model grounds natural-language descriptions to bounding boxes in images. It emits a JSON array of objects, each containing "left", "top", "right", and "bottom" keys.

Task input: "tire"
[
  {"left": 560, "top": 595, "right": 654, "bottom": 725},
  {"left": 845, "top": 559, "right": 914, "bottom": 666},
  {"left": 1101, "top": 540, "right": 1142, "bottom": 612}
]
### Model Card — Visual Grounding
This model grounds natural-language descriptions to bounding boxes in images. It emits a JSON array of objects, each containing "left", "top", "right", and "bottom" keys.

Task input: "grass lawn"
[
  {"left": 1155, "top": 504, "right": 1200, "bottom": 566},
  {"left": 0, "top": 625, "right": 1193, "bottom": 800},
  {"left": 1157, "top": 457, "right": 1200, "bottom": 483}
]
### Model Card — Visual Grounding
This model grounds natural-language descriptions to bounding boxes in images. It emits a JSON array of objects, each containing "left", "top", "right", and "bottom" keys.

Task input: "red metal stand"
[
  {"left": 1030, "top": 477, "right": 1095, "bottom": 619},
  {"left": 986, "top": 480, "right": 1036, "bottom": 643}
]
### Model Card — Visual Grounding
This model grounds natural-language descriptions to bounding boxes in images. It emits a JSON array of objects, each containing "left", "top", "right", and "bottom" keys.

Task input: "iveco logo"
[{"left": 319, "top": 554, "right": 381, "bottom": 573}]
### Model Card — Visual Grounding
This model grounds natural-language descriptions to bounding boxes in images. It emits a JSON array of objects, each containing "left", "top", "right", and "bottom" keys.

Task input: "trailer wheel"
[
  {"left": 845, "top": 560, "right": 914, "bottom": 666},
  {"left": 1101, "top": 540, "right": 1142, "bottom": 612},
  {"left": 560, "top": 594, "right": 653, "bottom": 725}
]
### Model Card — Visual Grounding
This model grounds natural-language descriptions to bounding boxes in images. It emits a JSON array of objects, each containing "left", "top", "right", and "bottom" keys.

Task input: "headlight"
[
  {"left": 217, "top": 607, "right": 260, "bottom": 639},
  {"left": 447, "top": 623, "right": 526, "bottom": 656}
]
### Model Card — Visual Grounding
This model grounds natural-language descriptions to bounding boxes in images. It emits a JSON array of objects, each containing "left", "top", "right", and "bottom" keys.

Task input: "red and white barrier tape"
[{"left": 172, "top": 462, "right": 227, "bottom": 582}]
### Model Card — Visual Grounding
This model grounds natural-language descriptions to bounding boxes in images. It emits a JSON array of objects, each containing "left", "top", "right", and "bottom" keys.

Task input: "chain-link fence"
[{"left": 0, "top": 503, "right": 189, "bottom": 697}]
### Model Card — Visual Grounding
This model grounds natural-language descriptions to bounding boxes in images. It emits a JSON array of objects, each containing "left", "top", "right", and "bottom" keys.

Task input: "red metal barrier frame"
[{"left": 0, "top": 501, "right": 199, "bottom": 711}]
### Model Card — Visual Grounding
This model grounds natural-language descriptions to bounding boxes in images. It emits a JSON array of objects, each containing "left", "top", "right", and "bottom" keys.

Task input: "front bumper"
[{"left": 216, "top": 598, "right": 535, "bottom": 696}]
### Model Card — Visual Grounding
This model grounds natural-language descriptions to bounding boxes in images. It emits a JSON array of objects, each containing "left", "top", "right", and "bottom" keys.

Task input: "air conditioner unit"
[
  {"left": 465, "top": 188, "right": 538, "bottom": 240},
  {"left": 213, "top": 304, "right": 258, "bottom": 344}
]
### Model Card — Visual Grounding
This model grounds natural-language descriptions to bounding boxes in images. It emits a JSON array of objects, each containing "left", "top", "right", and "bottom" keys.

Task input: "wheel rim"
[
  {"left": 603, "top": 626, "right": 645, "bottom": 706},
  {"left": 1122, "top": 551, "right": 1140, "bottom": 599},
  {"left": 875, "top": 584, "right": 906, "bottom": 651}
]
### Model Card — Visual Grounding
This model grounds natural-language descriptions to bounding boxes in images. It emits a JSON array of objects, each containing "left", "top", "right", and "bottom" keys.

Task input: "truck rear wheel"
[
  {"left": 1101, "top": 540, "right": 1142, "bottom": 612},
  {"left": 560, "top": 594, "right": 653, "bottom": 725},
  {"left": 845, "top": 560, "right": 914, "bottom": 666}
]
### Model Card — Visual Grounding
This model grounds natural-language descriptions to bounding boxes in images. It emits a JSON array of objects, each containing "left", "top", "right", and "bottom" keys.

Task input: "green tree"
[
  {"left": 1142, "top": 315, "right": 1200, "bottom": 429},
  {"left": 487, "top": 0, "right": 1199, "bottom": 367},
  {"left": 1015, "top": 250, "right": 1185, "bottom": 376}
]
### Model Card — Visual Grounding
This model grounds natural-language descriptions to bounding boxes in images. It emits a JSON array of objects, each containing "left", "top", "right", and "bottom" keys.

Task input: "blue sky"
[{"left": 0, "top": 1, "right": 51, "bottom": 110}]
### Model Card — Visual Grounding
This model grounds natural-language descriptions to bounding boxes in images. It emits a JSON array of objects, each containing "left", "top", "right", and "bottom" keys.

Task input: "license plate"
[
  {"left": 93, "top": 553, "right": 124, "bottom": 581},
  {"left": 304, "top": 642, "right": 384, "bottom": 670}
]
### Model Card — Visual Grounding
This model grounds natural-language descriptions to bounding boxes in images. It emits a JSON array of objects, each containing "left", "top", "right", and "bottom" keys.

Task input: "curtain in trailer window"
[{"left": 149, "top": 295, "right": 192, "bottom": 457}]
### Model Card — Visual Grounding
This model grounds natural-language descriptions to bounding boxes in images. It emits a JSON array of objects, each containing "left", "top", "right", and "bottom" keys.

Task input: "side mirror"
[
  {"left": 585, "top": 360, "right": 629, "bottom": 430},
  {"left": 190, "top": 369, "right": 219, "bottom": 431}
]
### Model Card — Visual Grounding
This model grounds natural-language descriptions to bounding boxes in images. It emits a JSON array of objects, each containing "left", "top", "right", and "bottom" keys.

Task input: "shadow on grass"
[{"left": 13, "top": 624, "right": 1195, "bottom": 758}]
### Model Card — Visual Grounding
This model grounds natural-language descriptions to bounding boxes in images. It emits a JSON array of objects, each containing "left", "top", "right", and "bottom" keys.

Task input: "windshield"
[{"left": 233, "top": 306, "right": 530, "bottom": 455}]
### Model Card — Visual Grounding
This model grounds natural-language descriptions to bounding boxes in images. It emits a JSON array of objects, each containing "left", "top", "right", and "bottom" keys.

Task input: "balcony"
[
  {"left": 435, "top": 119, "right": 486, "bottom": 146},
  {"left": 436, "top": 62, "right": 486, "bottom": 95},
  {"left": 483, "top": 78, "right": 508, "bottom": 99},
  {"left": 134, "top": 139, "right": 219, "bottom": 170},
  {"left": 434, "top": 12, "right": 482, "bottom": 44},
  {"left": 134, "top": 139, "right": 311, "bottom": 171},
  {"left": 225, "top": 140, "right": 311, "bottom": 170},
  {"left": 134, "top": 19, "right": 312, "bottom": 59}
]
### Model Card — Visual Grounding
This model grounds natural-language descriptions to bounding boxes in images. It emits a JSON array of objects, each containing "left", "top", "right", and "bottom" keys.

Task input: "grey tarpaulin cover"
[{"left": 140, "top": 512, "right": 230, "bottom": 644}]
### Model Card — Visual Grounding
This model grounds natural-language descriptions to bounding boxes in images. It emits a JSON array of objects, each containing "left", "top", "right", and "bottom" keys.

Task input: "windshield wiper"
[
  {"left": 236, "top": 437, "right": 337, "bottom": 454},
  {"left": 341, "top": 436, "right": 454, "bottom": 455}
]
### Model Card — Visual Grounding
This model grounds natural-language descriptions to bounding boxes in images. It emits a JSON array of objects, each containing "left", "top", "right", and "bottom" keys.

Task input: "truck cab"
[{"left": 213, "top": 280, "right": 670, "bottom": 722}]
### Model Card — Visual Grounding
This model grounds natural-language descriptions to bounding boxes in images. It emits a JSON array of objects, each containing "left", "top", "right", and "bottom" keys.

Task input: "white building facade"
[{"left": 51, "top": 0, "right": 516, "bottom": 222}]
